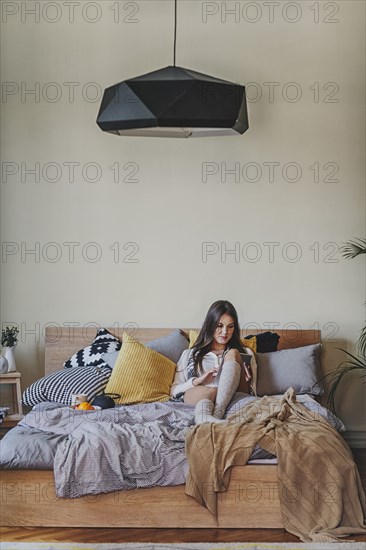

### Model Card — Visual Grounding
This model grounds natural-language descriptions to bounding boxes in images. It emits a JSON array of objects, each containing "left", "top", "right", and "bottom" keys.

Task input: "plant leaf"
[
  {"left": 341, "top": 238, "right": 366, "bottom": 259},
  {"left": 357, "top": 325, "right": 366, "bottom": 360},
  {"left": 317, "top": 348, "right": 366, "bottom": 413}
]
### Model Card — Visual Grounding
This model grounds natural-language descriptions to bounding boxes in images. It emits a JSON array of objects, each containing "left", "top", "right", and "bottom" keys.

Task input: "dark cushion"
[{"left": 244, "top": 331, "right": 280, "bottom": 352}]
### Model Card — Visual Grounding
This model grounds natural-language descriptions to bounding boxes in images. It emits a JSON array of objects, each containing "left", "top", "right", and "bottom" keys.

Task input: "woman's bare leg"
[
  {"left": 184, "top": 387, "right": 223, "bottom": 424},
  {"left": 184, "top": 386, "right": 217, "bottom": 406}
]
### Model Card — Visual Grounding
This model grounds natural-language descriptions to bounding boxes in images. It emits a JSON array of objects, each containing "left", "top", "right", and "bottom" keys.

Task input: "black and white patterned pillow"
[
  {"left": 63, "top": 328, "right": 121, "bottom": 369},
  {"left": 22, "top": 364, "right": 112, "bottom": 407}
]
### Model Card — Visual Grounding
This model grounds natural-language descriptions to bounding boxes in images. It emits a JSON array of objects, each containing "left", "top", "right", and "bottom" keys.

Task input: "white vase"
[
  {"left": 3, "top": 347, "right": 16, "bottom": 373},
  {"left": 0, "top": 355, "right": 8, "bottom": 374}
]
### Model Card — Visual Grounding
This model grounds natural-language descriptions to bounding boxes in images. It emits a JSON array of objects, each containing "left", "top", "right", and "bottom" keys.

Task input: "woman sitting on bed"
[{"left": 170, "top": 300, "right": 252, "bottom": 425}]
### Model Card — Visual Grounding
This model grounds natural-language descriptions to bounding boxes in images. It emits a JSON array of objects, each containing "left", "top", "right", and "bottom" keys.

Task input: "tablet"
[{"left": 239, "top": 352, "right": 252, "bottom": 365}]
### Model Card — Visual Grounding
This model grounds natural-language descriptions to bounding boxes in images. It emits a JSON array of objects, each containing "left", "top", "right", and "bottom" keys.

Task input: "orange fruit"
[{"left": 75, "top": 402, "right": 94, "bottom": 410}]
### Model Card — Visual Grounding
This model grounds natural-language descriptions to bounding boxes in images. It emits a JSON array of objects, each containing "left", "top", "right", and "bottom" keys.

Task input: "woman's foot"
[{"left": 194, "top": 399, "right": 224, "bottom": 425}]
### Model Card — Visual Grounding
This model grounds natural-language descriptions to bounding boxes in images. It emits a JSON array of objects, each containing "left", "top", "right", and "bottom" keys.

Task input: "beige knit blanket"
[{"left": 185, "top": 388, "right": 366, "bottom": 542}]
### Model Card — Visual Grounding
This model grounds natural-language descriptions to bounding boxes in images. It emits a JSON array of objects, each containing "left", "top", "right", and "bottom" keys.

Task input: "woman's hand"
[{"left": 193, "top": 368, "right": 218, "bottom": 386}]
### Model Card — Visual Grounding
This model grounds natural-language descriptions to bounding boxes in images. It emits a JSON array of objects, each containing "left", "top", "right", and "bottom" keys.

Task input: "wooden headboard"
[{"left": 44, "top": 327, "right": 321, "bottom": 376}]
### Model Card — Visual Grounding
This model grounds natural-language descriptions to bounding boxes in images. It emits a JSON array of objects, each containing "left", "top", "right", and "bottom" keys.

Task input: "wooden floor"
[{"left": 1, "top": 450, "right": 365, "bottom": 544}]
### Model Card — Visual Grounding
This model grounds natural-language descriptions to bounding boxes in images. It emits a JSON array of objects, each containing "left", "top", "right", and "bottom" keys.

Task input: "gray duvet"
[
  {"left": 1, "top": 401, "right": 195, "bottom": 498},
  {"left": 0, "top": 393, "right": 344, "bottom": 499}
]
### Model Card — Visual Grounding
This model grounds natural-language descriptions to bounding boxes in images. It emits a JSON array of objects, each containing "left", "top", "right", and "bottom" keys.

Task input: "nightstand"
[{"left": 0, "top": 372, "right": 23, "bottom": 435}]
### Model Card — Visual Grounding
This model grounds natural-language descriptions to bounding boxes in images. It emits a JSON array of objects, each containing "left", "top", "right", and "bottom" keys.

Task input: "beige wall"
[{"left": 1, "top": 1, "right": 365, "bottom": 437}]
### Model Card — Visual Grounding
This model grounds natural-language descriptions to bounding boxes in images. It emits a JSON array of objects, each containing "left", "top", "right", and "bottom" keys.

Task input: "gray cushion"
[
  {"left": 145, "top": 329, "right": 189, "bottom": 363},
  {"left": 102, "top": 351, "right": 120, "bottom": 369},
  {"left": 255, "top": 343, "right": 324, "bottom": 397},
  {"left": 102, "top": 330, "right": 189, "bottom": 369}
]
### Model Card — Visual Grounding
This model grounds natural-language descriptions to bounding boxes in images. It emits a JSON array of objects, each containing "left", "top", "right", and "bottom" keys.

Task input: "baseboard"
[{"left": 343, "top": 427, "right": 366, "bottom": 448}]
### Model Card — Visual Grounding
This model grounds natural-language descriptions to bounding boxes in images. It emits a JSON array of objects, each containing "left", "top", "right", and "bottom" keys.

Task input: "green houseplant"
[
  {"left": 1, "top": 326, "right": 19, "bottom": 373},
  {"left": 1, "top": 326, "right": 19, "bottom": 348},
  {"left": 325, "top": 238, "right": 366, "bottom": 412}
]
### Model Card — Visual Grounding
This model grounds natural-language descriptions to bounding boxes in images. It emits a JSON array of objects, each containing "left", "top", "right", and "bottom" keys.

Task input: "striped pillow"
[
  {"left": 22, "top": 365, "right": 112, "bottom": 407},
  {"left": 105, "top": 333, "right": 176, "bottom": 405}
]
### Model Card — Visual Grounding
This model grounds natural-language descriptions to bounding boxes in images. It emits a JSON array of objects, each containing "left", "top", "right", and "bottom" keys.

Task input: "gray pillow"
[
  {"left": 255, "top": 343, "right": 324, "bottom": 397},
  {"left": 102, "top": 329, "right": 189, "bottom": 368},
  {"left": 145, "top": 329, "right": 189, "bottom": 363},
  {"left": 102, "top": 350, "right": 120, "bottom": 369}
]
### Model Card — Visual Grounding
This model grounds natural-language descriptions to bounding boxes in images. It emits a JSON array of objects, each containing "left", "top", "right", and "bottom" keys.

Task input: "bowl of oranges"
[{"left": 72, "top": 402, "right": 101, "bottom": 411}]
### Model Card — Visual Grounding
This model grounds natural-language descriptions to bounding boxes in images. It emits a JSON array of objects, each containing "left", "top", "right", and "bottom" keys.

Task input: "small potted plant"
[{"left": 1, "top": 326, "right": 19, "bottom": 373}]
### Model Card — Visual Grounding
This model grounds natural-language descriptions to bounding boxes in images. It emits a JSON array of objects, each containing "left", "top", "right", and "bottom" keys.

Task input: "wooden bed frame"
[{"left": 0, "top": 327, "right": 321, "bottom": 528}]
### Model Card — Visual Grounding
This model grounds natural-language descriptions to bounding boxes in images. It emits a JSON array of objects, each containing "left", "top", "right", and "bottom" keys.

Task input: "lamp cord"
[{"left": 173, "top": 0, "right": 177, "bottom": 66}]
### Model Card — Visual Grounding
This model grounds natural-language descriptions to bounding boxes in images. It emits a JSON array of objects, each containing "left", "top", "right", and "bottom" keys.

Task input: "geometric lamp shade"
[{"left": 96, "top": 65, "right": 249, "bottom": 138}]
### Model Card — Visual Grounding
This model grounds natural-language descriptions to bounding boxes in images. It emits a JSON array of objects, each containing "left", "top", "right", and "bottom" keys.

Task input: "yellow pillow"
[
  {"left": 242, "top": 336, "right": 257, "bottom": 353},
  {"left": 189, "top": 329, "right": 257, "bottom": 353},
  {"left": 189, "top": 329, "right": 199, "bottom": 348},
  {"left": 105, "top": 333, "right": 176, "bottom": 405}
]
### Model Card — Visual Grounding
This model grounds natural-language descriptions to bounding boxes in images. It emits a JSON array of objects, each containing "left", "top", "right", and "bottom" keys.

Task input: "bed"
[{"left": 0, "top": 326, "right": 341, "bottom": 529}]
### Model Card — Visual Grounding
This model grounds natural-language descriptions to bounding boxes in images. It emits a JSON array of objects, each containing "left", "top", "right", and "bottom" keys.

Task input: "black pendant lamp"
[{"left": 96, "top": 2, "right": 249, "bottom": 138}]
